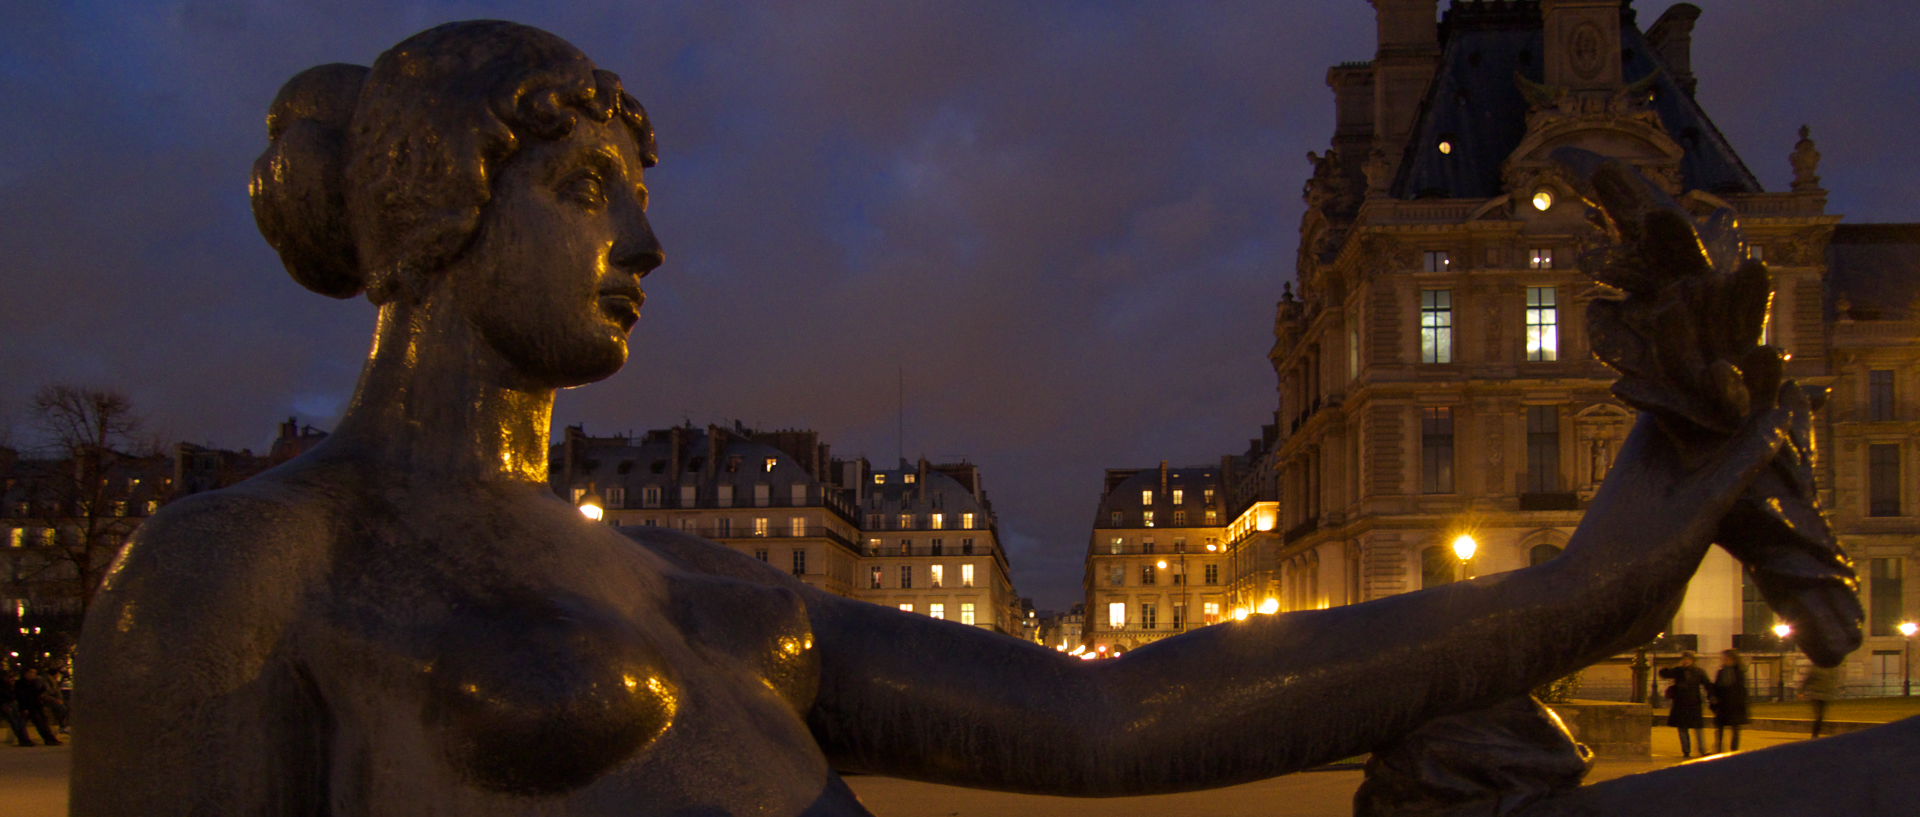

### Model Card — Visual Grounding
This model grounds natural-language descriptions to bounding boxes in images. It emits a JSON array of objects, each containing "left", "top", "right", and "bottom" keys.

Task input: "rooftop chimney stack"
[{"left": 1368, "top": 0, "right": 1440, "bottom": 183}]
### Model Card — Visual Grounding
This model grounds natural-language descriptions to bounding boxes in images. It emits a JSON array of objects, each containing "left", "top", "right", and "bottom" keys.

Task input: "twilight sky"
[{"left": 3, "top": 1, "right": 1917, "bottom": 609}]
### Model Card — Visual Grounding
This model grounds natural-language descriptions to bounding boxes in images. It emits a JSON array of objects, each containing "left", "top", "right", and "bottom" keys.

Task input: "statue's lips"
[{"left": 598, "top": 288, "right": 643, "bottom": 331}]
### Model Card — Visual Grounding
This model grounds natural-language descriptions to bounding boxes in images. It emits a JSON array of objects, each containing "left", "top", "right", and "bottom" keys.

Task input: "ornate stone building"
[
  {"left": 554, "top": 423, "right": 1023, "bottom": 634},
  {"left": 1265, "top": 0, "right": 1917, "bottom": 697}
]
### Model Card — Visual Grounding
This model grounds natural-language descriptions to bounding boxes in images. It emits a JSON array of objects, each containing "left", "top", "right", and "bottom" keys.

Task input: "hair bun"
[{"left": 250, "top": 63, "right": 369, "bottom": 298}]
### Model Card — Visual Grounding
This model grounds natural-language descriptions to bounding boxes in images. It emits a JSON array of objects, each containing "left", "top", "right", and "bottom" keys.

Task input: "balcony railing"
[
  {"left": 863, "top": 545, "right": 994, "bottom": 558},
  {"left": 662, "top": 524, "right": 859, "bottom": 551},
  {"left": 1517, "top": 492, "right": 1579, "bottom": 511}
]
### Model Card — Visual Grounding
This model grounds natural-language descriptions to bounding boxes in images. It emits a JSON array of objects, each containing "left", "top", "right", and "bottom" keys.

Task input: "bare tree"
[{"left": 8, "top": 385, "right": 163, "bottom": 615}]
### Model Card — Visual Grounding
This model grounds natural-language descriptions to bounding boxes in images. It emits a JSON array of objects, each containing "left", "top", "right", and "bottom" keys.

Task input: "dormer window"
[
  {"left": 874, "top": 474, "right": 886, "bottom": 484},
  {"left": 764, "top": 457, "right": 778, "bottom": 473},
  {"left": 904, "top": 474, "right": 917, "bottom": 484},
  {"left": 1141, "top": 489, "right": 1153, "bottom": 505}
]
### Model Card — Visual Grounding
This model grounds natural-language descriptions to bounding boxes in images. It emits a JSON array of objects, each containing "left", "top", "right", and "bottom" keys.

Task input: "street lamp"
[
  {"left": 1901, "top": 621, "right": 1917, "bottom": 696},
  {"left": 577, "top": 486, "right": 605, "bottom": 522},
  {"left": 1451, "top": 533, "right": 1478, "bottom": 582}
]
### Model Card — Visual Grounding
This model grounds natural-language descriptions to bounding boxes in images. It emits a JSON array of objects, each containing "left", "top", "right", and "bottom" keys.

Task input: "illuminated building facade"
[
  {"left": 1080, "top": 462, "right": 1233, "bottom": 654},
  {"left": 554, "top": 423, "right": 1023, "bottom": 633},
  {"left": 1264, "top": 0, "right": 1919, "bottom": 696}
]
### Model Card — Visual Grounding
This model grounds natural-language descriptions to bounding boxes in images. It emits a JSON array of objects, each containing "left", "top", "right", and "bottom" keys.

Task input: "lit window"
[
  {"left": 789, "top": 516, "right": 805, "bottom": 537},
  {"left": 764, "top": 457, "right": 777, "bottom": 473},
  {"left": 1528, "top": 248, "right": 1554, "bottom": 269},
  {"left": 962, "top": 563, "right": 975, "bottom": 587},
  {"left": 1526, "top": 286, "right": 1558, "bottom": 362},
  {"left": 930, "top": 565, "right": 944, "bottom": 588},
  {"left": 869, "top": 566, "right": 883, "bottom": 589},
  {"left": 1205, "top": 509, "right": 1218, "bottom": 523},
  {"left": 898, "top": 539, "right": 910, "bottom": 555},
  {"left": 930, "top": 512, "right": 944, "bottom": 530},
  {"left": 874, "top": 474, "right": 887, "bottom": 484},
  {"left": 1203, "top": 601, "right": 1222, "bottom": 624},
  {"left": 112, "top": 501, "right": 127, "bottom": 517},
  {"left": 930, "top": 603, "right": 945, "bottom": 620},
  {"left": 1143, "top": 510, "right": 1155, "bottom": 527},
  {"left": 899, "top": 565, "right": 913, "bottom": 588},
  {"left": 961, "top": 602, "right": 976, "bottom": 625},
  {"left": 571, "top": 487, "right": 587, "bottom": 503},
  {"left": 8, "top": 529, "right": 20, "bottom": 548},
  {"left": 1421, "top": 289, "right": 1453, "bottom": 363},
  {"left": 866, "top": 537, "right": 881, "bottom": 555},
  {"left": 1422, "top": 250, "right": 1451, "bottom": 272},
  {"left": 897, "top": 513, "right": 913, "bottom": 529},
  {"left": 961, "top": 512, "right": 976, "bottom": 529},
  {"left": 1531, "top": 188, "right": 1554, "bottom": 211},
  {"left": 1108, "top": 602, "right": 1127, "bottom": 628},
  {"left": 1141, "top": 489, "right": 1153, "bottom": 505},
  {"left": 1172, "top": 489, "right": 1183, "bottom": 504},
  {"left": 903, "top": 474, "right": 916, "bottom": 484},
  {"left": 753, "top": 517, "right": 769, "bottom": 537},
  {"left": 145, "top": 500, "right": 159, "bottom": 514},
  {"left": 1204, "top": 488, "right": 1214, "bottom": 503},
  {"left": 899, "top": 603, "right": 914, "bottom": 613}
]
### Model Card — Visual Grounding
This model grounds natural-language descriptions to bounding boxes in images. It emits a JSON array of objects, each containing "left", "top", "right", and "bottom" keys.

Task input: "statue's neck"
[{"left": 328, "top": 299, "right": 553, "bottom": 485}]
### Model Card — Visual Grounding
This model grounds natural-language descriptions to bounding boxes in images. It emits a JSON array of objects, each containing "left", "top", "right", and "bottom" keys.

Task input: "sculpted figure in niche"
[{"left": 72, "top": 21, "right": 1912, "bottom": 817}]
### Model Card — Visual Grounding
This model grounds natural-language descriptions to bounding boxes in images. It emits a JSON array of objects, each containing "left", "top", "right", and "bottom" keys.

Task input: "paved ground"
[{"left": 4, "top": 723, "right": 1830, "bottom": 817}]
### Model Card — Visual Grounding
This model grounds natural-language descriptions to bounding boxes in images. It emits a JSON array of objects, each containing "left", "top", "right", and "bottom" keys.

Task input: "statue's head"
[{"left": 251, "top": 21, "right": 663, "bottom": 385}]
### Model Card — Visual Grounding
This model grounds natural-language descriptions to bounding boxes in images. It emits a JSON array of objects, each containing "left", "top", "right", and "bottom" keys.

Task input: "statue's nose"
[{"left": 612, "top": 214, "right": 664, "bottom": 276}]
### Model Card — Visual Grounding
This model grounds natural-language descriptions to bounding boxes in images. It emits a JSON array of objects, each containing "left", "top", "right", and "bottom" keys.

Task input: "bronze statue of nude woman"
[{"left": 70, "top": 20, "right": 1915, "bottom": 817}]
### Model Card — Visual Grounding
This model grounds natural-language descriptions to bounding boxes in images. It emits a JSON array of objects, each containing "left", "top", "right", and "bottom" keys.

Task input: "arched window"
[
  {"left": 1420, "top": 546, "right": 1455, "bottom": 589},
  {"left": 1529, "top": 543, "right": 1564, "bottom": 566}
]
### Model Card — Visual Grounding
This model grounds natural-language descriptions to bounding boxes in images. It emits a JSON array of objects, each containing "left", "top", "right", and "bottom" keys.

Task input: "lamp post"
[
  {"left": 1901, "top": 621, "right": 1917, "bottom": 697},
  {"left": 577, "top": 485, "right": 606, "bottom": 522},
  {"left": 1451, "top": 533, "right": 1478, "bottom": 583}
]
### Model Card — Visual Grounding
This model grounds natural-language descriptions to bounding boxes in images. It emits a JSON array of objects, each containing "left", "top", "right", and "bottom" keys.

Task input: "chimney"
[
  {"left": 668, "top": 426, "right": 683, "bottom": 484},
  {"left": 1542, "top": 0, "right": 1625, "bottom": 91},
  {"left": 1159, "top": 460, "right": 1170, "bottom": 497},
  {"left": 1368, "top": 0, "right": 1440, "bottom": 160},
  {"left": 1646, "top": 3, "right": 1701, "bottom": 96}
]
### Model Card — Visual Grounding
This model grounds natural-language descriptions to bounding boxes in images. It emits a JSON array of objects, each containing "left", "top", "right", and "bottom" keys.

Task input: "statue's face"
[{"left": 450, "top": 115, "right": 662, "bottom": 387}]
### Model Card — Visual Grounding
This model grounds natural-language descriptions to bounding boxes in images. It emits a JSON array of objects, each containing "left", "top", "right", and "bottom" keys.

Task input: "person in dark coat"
[
  {"left": 1659, "top": 650, "right": 1710, "bottom": 757},
  {"left": 1, "top": 665, "right": 30, "bottom": 747},
  {"left": 12, "top": 667, "right": 60, "bottom": 747},
  {"left": 1710, "top": 649, "right": 1751, "bottom": 753}
]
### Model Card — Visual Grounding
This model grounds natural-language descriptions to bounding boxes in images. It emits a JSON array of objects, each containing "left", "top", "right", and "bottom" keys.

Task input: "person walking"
[
  {"left": 1659, "top": 650, "right": 1711, "bottom": 758},
  {"left": 1801, "top": 663, "right": 1841, "bottom": 737},
  {"left": 1710, "top": 649, "right": 1751, "bottom": 753},
  {"left": 11, "top": 667, "right": 60, "bottom": 746},
  {"left": 1, "top": 665, "right": 30, "bottom": 747}
]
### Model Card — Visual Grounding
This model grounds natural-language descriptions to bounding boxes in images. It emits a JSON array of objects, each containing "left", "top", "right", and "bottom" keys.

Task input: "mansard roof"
[
  {"left": 1826, "top": 223, "right": 1920, "bottom": 322},
  {"left": 1394, "top": 1, "right": 1759, "bottom": 199}
]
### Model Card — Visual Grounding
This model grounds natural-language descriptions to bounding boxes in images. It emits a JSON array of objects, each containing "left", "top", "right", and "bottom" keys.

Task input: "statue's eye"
[{"left": 561, "top": 173, "right": 608, "bottom": 209}]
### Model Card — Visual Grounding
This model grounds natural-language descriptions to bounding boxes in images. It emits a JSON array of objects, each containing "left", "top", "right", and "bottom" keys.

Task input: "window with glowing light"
[
  {"left": 1141, "top": 489, "right": 1153, "bottom": 505},
  {"left": 1203, "top": 601, "right": 1221, "bottom": 624},
  {"left": 961, "top": 512, "right": 976, "bottom": 529},
  {"left": 789, "top": 516, "right": 805, "bottom": 537},
  {"left": 899, "top": 603, "right": 913, "bottom": 613},
  {"left": 1143, "top": 510, "right": 1155, "bottom": 528},
  {"left": 961, "top": 603, "right": 975, "bottom": 625},
  {"left": 764, "top": 457, "right": 778, "bottom": 473},
  {"left": 898, "top": 513, "right": 914, "bottom": 529},
  {"left": 903, "top": 474, "right": 916, "bottom": 484},
  {"left": 930, "top": 603, "right": 945, "bottom": 620},
  {"left": 1172, "top": 489, "right": 1184, "bottom": 504},
  {"left": 1108, "top": 602, "right": 1127, "bottom": 629},
  {"left": 1528, "top": 247, "right": 1554, "bottom": 270},
  {"left": 930, "top": 565, "right": 944, "bottom": 588},
  {"left": 930, "top": 512, "right": 944, "bottom": 530},
  {"left": 753, "top": 517, "right": 769, "bottom": 537},
  {"left": 874, "top": 474, "right": 886, "bottom": 484},
  {"left": 1205, "top": 509, "right": 1218, "bottom": 523},
  {"left": 1526, "top": 286, "right": 1558, "bottom": 362},
  {"left": 961, "top": 564, "right": 975, "bottom": 587},
  {"left": 869, "top": 566, "right": 882, "bottom": 589},
  {"left": 1420, "top": 289, "right": 1453, "bottom": 364},
  {"left": 9, "top": 529, "right": 21, "bottom": 548}
]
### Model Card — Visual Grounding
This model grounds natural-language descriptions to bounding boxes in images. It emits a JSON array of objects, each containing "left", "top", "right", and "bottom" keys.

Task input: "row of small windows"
[
  {"left": 895, "top": 601, "right": 977, "bottom": 625},
  {"left": 1418, "top": 248, "right": 1556, "bottom": 274},
  {"left": 864, "top": 537, "right": 981, "bottom": 556},
  {"left": 1105, "top": 562, "right": 1220, "bottom": 586},
  {"left": 576, "top": 483, "right": 809, "bottom": 509},
  {"left": 1106, "top": 600, "right": 1223, "bottom": 629},
  {"left": 1108, "top": 509, "right": 1218, "bottom": 527},
  {"left": 1137, "top": 488, "right": 1214, "bottom": 506},
  {"left": 868, "top": 562, "right": 978, "bottom": 589},
  {"left": 865, "top": 512, "right": 979, "bottom": 530},
  {"left": 1105, "top": 537, "right": 1219, "bottom": 554},
  {"left": 6, "top": 500, "right": 159, "bottom": 518},
  {"left": 1419, "top": 286, "right": 1558, "bottom": 364}
]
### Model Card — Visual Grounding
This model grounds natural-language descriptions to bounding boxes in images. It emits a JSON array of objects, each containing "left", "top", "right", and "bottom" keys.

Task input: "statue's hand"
[{"left": 1553, "top": 148, "right": 1861, "bottom": 667}]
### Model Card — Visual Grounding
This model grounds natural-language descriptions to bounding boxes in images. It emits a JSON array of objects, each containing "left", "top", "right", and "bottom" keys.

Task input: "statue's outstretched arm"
[{"left": 804, "top": 406, "right": 1789, "bottom": 795}]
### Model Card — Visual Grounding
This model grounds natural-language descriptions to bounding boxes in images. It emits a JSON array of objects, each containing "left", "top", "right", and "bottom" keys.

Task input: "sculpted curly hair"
[{"left": 250, "top": 20, "right": 656, "bottom": 304}]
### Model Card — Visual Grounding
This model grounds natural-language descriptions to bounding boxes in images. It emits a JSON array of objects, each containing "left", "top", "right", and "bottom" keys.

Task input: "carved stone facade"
[{"left": 1263, "top": 0, "right": 1919, "bottom": 697}]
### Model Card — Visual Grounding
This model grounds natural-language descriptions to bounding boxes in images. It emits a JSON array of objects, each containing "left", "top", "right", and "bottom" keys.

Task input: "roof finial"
[{"left": 1790, "top": 124, "right": 1823, "bottom": 193}]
